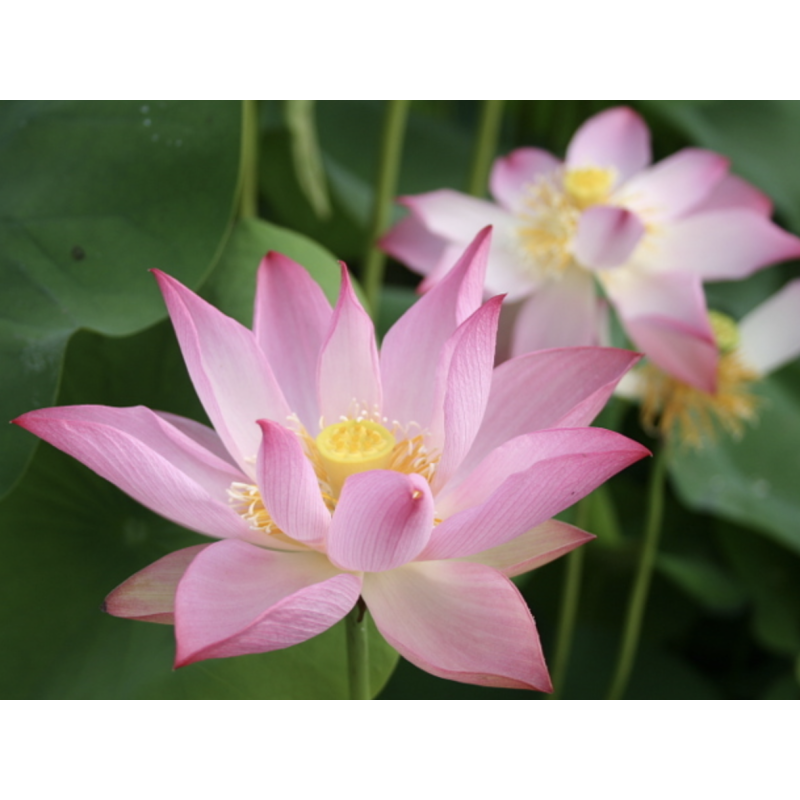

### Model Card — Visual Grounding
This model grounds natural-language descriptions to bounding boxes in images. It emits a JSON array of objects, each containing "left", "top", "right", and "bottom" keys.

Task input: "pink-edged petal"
[
  {"left": 457, "top": 346, "right": 641, "bottom": 478},
  {"left": 693, "top": 173, "right": 773, "bottom": 216},
  {"left": 490, "top": 147, "right": 561, "bottom": 213},
  {"left": 381, "top": 227, "right": 490, "bottom": 429},
  {"left": 317, "top": 265, "right": 381, "bottom": 425},
  {"left": 174, "top": 540, "right": 360, "bottom": 667},
  {"left": 739, "top": 279, "right": 800, "bottom": 375},
  {"left": 620, "top": 148, "right": 729, "bottom": 220},
  {"left": 363, "top": 560, "right": 551, "bottom": 691},
  {"left": 327, "top": 471, "right": 434, "bottom": 572},
  {"left": 253, "top": 252, "right": 333, "bottom": 431},
  {"left": 648, "top": 210, "right": 800, "bottom": 280},
  {"left": 13, "top": 405, "right": 262, "bottom": 542},
  {"left": 380, "top": 213, "right": 451, "bottom": 277},
  {"left": 430, "top": 296, "right": 503, "bottom": 491},
  {"left": 155, "top": 412, "right": 239, "bottom": 468},
  {"left": 256, "top": 420, "right": 330, "bottom": 546},
  {"left": 510, "top": 269, "right": 601, "bottom": 354},
  {"left": 461, "top": 520, "right": 593, "bottom": 578},
  {"left": 574, "top": 205, "right": 645, "bottom": 269},
  {"left": 153, "top": 270, "right": 290, "bottom": 475},
  {"left": 104, "top": 545, "right": 210, "bottom": 624},
  {"left": 566, "top": 107, "right": 651, "bottom": 185},
  {"left": 424, "top": 428, "right": 649, "bottom": 560}
]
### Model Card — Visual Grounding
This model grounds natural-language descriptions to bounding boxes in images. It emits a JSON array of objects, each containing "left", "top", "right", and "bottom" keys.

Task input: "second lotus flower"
[{"left": 14, "top": 229, "right": 648, "bottom": 691}]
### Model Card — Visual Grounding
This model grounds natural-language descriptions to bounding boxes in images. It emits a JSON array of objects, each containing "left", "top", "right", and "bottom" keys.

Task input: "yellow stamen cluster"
[{"left": 563, "top": 166, "right": 615, "bottom": 209}]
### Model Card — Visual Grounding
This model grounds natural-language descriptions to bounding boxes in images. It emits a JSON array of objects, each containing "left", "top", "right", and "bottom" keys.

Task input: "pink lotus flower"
[
  {"left": 382, "top": 106, "right": 800, "bottom": 395},
  {"left": 14, "top": 229, "right": 648, "bottom": 691}
]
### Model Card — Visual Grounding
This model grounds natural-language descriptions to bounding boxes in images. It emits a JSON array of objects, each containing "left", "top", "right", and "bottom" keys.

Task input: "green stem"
[
  {"left": 363, "top": 100, "right": 411, "bottom": 319},
  {"left": 548, "top": 495, "right": 592, "bottom": 699},
  {"left": 607, "top": 445, "right": 668, "bottom": 699},
  {"left": 465, "top": 100, "right": 505, "bottom": 197},
  {"left": 238, "top": 100, "right": 259, "bottom": 220},
  {"left": 346, "top": 599, "right": 371, "bottom": 700}
]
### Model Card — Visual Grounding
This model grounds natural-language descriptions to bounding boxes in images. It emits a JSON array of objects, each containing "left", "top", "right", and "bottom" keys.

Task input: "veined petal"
[
  {"left": 490, "top": 147, "right": 561, "bottom": 213},
  {"left": 363, "top": 560, "right": 551, "bottom": 691},
  {"left": 574, "top": 205, "right": 645, "bottom": 269},
  {"left": 174, "top": 540, "right": 360, "bottom": 667},
  {"left": 460, "top": 520, "right": 594, "bottom": 578},
  {"left": 425, "top": 428, "right": 649, "bottom": 560},
  {"left": 693, "top": 173, "right": 773, "bottom": 216},
  {"left": 739, "top": 279, "right": 800, "bottom": 375},
  {"left": 380, "top": 213, "right": 451, "bottom": 277},
  {"left": 619, "top": 148, "right": 729, "bottom": 220},
  {"left": 13, "top": 405, "right": 260, "bottom": 542},
  {"left": 647, "top": 210, "right": 800, "bottom": 279},
  {"left": 317, "top": 265, "right": 381, "bottom": 425},
  {"left": 456, "top": 347, "right": 641, "bottom": 479},
  {"left": 327, "top": 471, "right": 434, "bottom": 572},
  {"left": 104, "top": 545, "right": 210, "bottom": 624},
  {"left": 256, "top": 421, "right": 330, "bottom": 546},
  {"left": 155, "top": 412, "right": 239, "bottom": 467},
  {"left": 153, "top": 270, "right": 290, "bottom": 475},
  {"left": 254, "top": 253, "right": 332, "bottom": 431},
  {"left": 381, "top": 227, "right": 490, "bottom": 429},
  {"left": 566, "top": 107, "right": 651, "bottom": 186}
]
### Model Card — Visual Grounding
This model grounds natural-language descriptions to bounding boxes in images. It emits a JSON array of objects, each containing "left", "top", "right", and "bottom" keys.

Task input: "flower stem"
[
  {"left": 606, "top": 445, "right": 667, "bottom": 699},
  {"left": 363, "top": 100, "right": 411, "bottom": 320},
  {"left": 465, "top": 100, "right": 505, "bottom": 197},
  {"left": 346, "top": 598, "right": 371, "bottom": 700},
  {"left": 239, "top": 100, "right": 259, "bottom": 220}
]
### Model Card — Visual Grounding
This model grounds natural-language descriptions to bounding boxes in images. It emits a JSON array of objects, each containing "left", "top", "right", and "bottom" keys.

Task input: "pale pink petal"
[
  {"left": 574, "top": 205, "right": 645, "bottom": 269},
  {"left": 380, "top": 213, "right": 451, "bottom": 277},
  {"left": 510, "top": 269, "right": 601, "bottom": 354},
  {"left": 254, "top": 252, "right": 333, "bottom": 431},
  {"left": 155, "top": 412, "right": 239, "bottom": 468},
  {"left": 13, "top": 405, "right": 262, "bottom": 542},
  {"left": 490, "top": 147, "right": 561, "bottom": 213},
  {"left": 256, "top": 421, "right": 330, "bottom": 546},
  {"left": 104, "top": 545, "right": 210, "bottom": 624},
  {"left": 461, "top": 520, "right": 594, "bottom": 578},
  {"left": 381, "top": 227, "right": 490, "bottom": 429},
  {"left": 693, "top": 173, "right": 773, "bottom": 216},
  {"left": 566, "top": 107, "right": 651, "bottom": 185},
  {"left": 174, "top": 540, "right": 360, "bottom": 667},
  {"left": 739, "top": 280, "right": 800, "bottom": 375},
  {"left": 363, "top": 560, "right": 551, "bottom": 691},
  {"left": 647, "top": 210, "right": 800, "bottom": 280},
  {"left": 620, "top": 148, "right": 729, "bottom": 220},
  {"left": 456, "top": 347, "right": 641, "bottom": 478},
  {"left": 424, "top": 428, "right": 649, "bottom": 560},
  {"left": 154, "top": 270, "right": 290, "bottom": 475},
  {"left": 327, "top": 471, "right": 434, "bottom": 572},
  {"left": 317, "top": 265, "right": 382, "bottom": 425}
]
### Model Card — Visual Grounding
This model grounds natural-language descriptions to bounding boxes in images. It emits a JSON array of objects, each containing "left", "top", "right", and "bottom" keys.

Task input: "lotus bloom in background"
[
  {"left": 382, "top": 106, "right": 800, "bottom": 393},
  {"left": 14, "top": 229, "right": 648, "bottom": 691},
  {"left": 621, "top": 280, "right": 800, "bottom": 448}
]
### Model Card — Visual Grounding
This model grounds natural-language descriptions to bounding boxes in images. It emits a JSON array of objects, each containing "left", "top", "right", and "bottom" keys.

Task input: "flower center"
[
  {"left": 316, "top": 419, "right": 396, "bottom": 496},
  {"left": 563, "top": 166, "right": 615, "bottom": 209},
  {"left": 709, "top": 310, "right": 740, "bottom": 354}
]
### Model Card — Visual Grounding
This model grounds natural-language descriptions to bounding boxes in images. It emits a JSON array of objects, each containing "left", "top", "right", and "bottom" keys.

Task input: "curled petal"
[
  {"left": 739, "top": 279, "right": 800, "bottom": 375},
  {"left": 363, "top": 560, "right": 552, "bottom": 691},
  {"left": 574, "top": 205, "right": 645, "bottom": 269},
  {"left": 490, "top": 147, "right": 561, "bottom": 212}
]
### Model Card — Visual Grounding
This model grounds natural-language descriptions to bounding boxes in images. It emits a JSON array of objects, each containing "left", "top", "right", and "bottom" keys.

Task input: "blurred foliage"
[{"left": 3, "top": 100, "right": 800, "bottom": 698}]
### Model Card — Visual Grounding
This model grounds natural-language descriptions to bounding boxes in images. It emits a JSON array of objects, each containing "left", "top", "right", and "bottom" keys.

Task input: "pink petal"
[
  {"left": 380, "top": 227, "right": 490, "bottom": 430},
  {"left": 380, "top": 213, "right": 451, "bottom": 277},
  {"left": 648, "top": 210, "right": 800, "bottom": 280},
  {"left": 104, "top": 545, "right": 210, "bottom": 624},
  {"left": 694, "top": 173, "right": 773, "bottom": 216},
  {"left": 155, "top": 412, "right": 239, "bottom": 467},
  {"left": 363, "top": 560, "right": 551, "bottom": 691},
  {"left": 174, "top": 540, "right": 360, "bottom": 667},
  {"left": 253, "top": 252, "right": 333, "bottom": 432},
  {"left": 456, "top": 347, "right": 641, "bottom": 478},
  {"left": 574, "top": 205, "right": 645, "bottom": 269},
  {"left": 489, "top": 147, "right": 561, "bottom": 212},
  {"left": 620, "top": 148, "right": 730, "bottom": 220},
  {"left": 153, "top": 270, "right": 290, "bottom": 475},
  {"left": 317, "top": 265, "right": 382, "bottom": 425},
  {"left": 13, "top": 405, "right": 262, "bottom": 542},
  {"left": 256, "top": 421, "right": 330, "bottom": 546},
  {"left": 424, "top": 428, "right": 649, "bottom": 560},
  {"left": 566, "top": 107, "right": 651, "bottom": 185},
  {"left": 510, "top": 269, "right": 602, "bottom": 354},
  {"left": 327, "top": 471, "right": 434, "bottom": 572},
  {"left": 460, "top": 520, "right": 594, "bottom": 578},
  {"left": 739, "top": 279, "right": 800, "bottom": 375}
]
